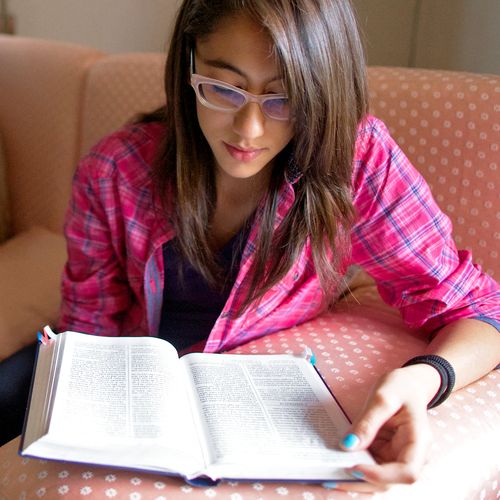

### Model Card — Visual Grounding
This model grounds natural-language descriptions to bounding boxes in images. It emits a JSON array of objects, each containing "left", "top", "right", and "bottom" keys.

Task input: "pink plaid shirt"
[{"left": 59, "top": 116, "right": 499, "bottom": 352}]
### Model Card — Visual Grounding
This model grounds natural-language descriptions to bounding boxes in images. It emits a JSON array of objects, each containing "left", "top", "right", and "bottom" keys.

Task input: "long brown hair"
[{"left": 152, "top": 0, "right": 369, "bottom": 313}]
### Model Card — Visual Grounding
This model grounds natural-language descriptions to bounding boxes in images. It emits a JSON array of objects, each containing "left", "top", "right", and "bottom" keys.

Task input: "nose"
[{"left": 232, "top": 102, "right": 265, "bottom": 139}]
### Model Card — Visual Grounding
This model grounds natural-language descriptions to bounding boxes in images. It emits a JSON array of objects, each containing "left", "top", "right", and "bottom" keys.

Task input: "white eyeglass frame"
[{"left": 189, "top": 49, "right": 290, "bottom": 121}]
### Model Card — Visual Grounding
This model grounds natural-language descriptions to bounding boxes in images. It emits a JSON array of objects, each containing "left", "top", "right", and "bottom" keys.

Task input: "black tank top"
[{"left": 158, "top": 230, "right": 247, "bottom": 351}]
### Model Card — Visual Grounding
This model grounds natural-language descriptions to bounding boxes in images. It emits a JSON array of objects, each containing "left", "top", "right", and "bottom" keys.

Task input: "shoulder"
[
  {"left": 350, "top": 115, "right": 427, "bottom": 212},
  {"left": 77, "top": 121, "right": 166, "bottom": 182},
  {"left": 351, "top": 115, "right": 412, "bottom": 186},
  {"left": 353, "top": 115, "right": 394, "bottom": 161}
]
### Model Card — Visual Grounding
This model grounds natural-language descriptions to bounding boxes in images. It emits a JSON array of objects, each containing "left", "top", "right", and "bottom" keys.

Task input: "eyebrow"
[{"left": 199, "top": 56, "right": 282, "bottom": 84}]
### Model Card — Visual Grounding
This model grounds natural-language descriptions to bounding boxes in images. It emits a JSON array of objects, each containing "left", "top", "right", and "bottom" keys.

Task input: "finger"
[
  {"left": 340, "top": 390, "right": 400, "bottom": 450},
  {"left": 347, "top": 416, "right": 431, "bottom": 485},
  {"left": 392, "top": 405, "right": 431, "bottom": 462},
  {"left": 322, "top": 480, "right": 389, "bottom": 493},
  {"left": 347, "top": 460, "right": 423, "bottom": 486},
  {"left": 330, "top": 483, "right": 389, "bottom": 493}
]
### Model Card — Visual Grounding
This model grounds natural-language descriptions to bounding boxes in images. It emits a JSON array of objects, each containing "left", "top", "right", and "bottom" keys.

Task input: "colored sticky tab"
[
  {"left": 38, "top": 325, "right": 57, "bottom": 345},
  {"left": 309, "top": 351, "right": 316, "bottom": 366},
  {"left": 300, "top": 346, "right": 316, "bottom": 365},
  {"left": 43, "top": 325, "right": 57, "bottom": 340}
]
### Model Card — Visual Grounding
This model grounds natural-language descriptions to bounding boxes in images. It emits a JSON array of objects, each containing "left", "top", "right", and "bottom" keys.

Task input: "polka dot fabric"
[
  {"left": 79, "top": 54, "right": 166, "bottom": 157},
  {"left": 368, "top": 67, "right": 499, "bottom": 278},
  {"left": 1, "top": 289, "right": 498, "bottom": 499}
]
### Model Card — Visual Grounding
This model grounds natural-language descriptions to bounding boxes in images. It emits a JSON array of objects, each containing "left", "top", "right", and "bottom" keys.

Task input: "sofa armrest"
[
  {"left": 0, "top": 226, "right": 67, "bottom": 360},
  {"left": 0, "top": 134, "right": 10, "bottom": 244}
]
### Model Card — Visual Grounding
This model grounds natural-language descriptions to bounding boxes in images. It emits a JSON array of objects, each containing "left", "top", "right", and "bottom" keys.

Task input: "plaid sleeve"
[
  {"left": 58, "top": 135, "right": 134, "bottom": 336},
  {"left": 350, "top": 117, "right": 499, "bottom": 333}
]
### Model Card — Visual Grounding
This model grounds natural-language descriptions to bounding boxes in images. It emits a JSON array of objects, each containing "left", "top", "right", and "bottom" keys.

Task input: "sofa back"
[
  {"left": 79, "top": 53, "right": 166, "bottom": 156},
  {"left": 368, "top": 68, "right": 499, "bottom": 277},
  {"left": 0, "top": 36, "right": 165, "bottom": 239},
  {"left": 0, "top": 36, "right": 497, "bottom": 277},
  {"left": 0, "top": 36, "right": 103, "bottom": 236}
]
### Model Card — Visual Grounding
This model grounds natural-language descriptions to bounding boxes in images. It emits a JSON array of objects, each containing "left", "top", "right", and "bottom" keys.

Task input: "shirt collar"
[{"left": 285, "top": 156, "right": 303, "bottom": 185}]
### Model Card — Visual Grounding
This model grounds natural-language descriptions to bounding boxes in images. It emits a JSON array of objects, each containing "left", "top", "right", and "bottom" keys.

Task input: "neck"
[
  {"left": 215, "top": 154, "right": 274, "bottom": 204},
  {"left": 211, "top": 164, "right": 272, "bottom": 248}
]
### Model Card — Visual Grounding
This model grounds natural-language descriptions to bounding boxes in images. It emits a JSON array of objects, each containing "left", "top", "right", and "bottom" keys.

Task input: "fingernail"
[
  {"left": 322, "top": 481, "right": 337, "bottom": 489},
  {"left": 341, "top": 433, "right": 360, "bottom": 449},
  {"left": 350, "top": 470, "right": 365, "bottom": 480}
]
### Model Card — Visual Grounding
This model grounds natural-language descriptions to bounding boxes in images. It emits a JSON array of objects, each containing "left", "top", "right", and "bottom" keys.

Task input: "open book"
[{"left": 21, "top": 330, "right": 374, "bottom": 483}]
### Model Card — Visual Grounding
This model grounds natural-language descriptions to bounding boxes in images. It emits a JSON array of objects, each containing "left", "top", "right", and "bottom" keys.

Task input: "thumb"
[{"left": 340, "top": 396, "right": 400, "bottom": 451}]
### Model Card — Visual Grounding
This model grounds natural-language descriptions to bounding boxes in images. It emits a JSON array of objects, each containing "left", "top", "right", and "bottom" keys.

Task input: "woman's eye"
[
  {"left": 212, "top": 85, "right": 235, "bottom": 97},
  {"left": 201, "top": 83, "right": 245, "bottom": 108}
]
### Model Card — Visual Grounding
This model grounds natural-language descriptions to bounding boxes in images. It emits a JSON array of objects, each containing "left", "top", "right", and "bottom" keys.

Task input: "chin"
[
  {"left": 215, "top": 152, "right": 272, "bottom": 180},
  {"left": 220, "top": 166, "right": 265, "bottom": 180},
  {"left": 221, "top": 159, "right": 272, "bottom": 180}
]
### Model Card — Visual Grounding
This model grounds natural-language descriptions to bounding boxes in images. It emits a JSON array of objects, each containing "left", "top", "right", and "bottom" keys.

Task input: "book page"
[
  {"left": 24, "top": 333, "right": 205, "bottom": 475},
  {"left": 182, "top": 353, "right": 374, "bottom": 480}
]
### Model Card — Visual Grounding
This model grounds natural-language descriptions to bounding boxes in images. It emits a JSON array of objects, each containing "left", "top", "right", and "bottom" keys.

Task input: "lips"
[{"left": 224, "top": 142, "right": 264, "bottom": 163}]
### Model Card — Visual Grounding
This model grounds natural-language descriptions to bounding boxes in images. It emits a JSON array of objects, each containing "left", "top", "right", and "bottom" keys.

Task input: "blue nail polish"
[
  {"left": 350, "top": 470, "right": 365, "bottom": 480},
  {"left": 341, "top": 433, "right": 360, "bottom": 449},
  {"left": 322, "top": 481, "right": 337, "bottom": 489}
]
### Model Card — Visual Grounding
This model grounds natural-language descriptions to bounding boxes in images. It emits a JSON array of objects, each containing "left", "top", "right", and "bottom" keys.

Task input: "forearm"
[
  {"left": 405, "top": 318, "right": 500, "bottom": 406},
  {"left": 425, "top": 318, "right": 500, "bottom": 389}
]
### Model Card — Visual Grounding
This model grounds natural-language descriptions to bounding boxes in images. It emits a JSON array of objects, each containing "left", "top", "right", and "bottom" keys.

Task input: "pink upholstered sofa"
[{"left": 0, "top": 36, "right": 498, "bottom": 499}]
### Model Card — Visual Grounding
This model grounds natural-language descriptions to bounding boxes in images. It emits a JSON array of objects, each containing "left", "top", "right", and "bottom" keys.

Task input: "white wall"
[
  {"left": 414, "top": 0, "right": 500, "bottom": 74},
  {"left": 354, "top": 0, "right": 419, "bottom": 68},
  {"left": 7, "top": 0, "right": 181, "bottom": 53},
  {"left": 5, "top": 0, "right": 500, "bottom": 74},
  {"left": 354, "top": 0, "right": 500, "bottom": 74}
]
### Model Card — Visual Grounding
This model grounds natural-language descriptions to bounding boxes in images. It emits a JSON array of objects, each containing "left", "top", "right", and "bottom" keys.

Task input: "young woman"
[{"left": 8, "top": 0, "right": 500, "bottom": 491}]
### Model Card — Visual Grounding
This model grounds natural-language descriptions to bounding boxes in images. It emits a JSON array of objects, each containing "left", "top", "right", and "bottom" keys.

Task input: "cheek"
[
  {"left": 271, "top": 123, "right": 294, "bottom": 151},
  {"left": 195, "top": 104, "right": 212, "bottom": 141},
  {"left": 195, "top": 103, "right": 228, "bottom": 143}
]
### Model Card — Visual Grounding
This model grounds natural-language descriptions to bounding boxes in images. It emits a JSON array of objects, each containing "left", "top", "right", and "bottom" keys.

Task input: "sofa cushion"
[
  {"left": 0, "top": 226, "right": 67, "bottom": 360},
  {"left": 0, "top": 298, "right": 497, "bottom": 499}
]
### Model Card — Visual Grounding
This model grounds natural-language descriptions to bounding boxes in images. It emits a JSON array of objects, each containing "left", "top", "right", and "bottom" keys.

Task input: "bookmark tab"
[
  {"left": 38, "top": 325, "right": 57, "bottom": 345},
  {"left": 299, "top": 346, "right": 316, "bottom": 366},
  {"left": 43, "top": 325, "right": 57, "bottom": 340}
]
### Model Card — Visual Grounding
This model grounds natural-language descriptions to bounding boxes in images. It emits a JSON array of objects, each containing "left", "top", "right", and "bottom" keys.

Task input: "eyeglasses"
[
  {"left": 189, "top": 51, "right": 290, "bottom": 121},
  {"left": 190, "top": 74, "right": 290, "bottom": 121}
]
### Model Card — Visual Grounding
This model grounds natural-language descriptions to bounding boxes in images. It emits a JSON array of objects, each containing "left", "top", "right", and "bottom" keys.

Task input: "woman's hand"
[
  {"left": 327, "top": 364, "right": 440, "bottom": 493},
  {"left": 324, "top": 319, "right": 500, "bottom": 493}
]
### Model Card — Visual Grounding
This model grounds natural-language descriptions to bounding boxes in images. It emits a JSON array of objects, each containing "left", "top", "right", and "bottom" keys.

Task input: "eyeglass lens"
[{"left": 199, "top": 82, "right": 289, "bottom": 120}]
